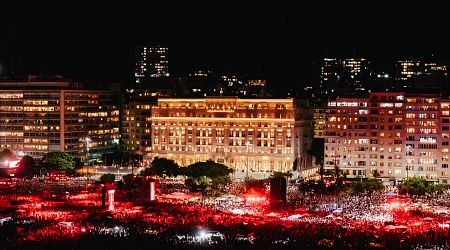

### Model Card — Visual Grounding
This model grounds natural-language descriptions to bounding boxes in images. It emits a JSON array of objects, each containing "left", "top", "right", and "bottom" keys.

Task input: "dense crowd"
[{"left": 1, "top": 178, "right": 450, "bottom": 249}]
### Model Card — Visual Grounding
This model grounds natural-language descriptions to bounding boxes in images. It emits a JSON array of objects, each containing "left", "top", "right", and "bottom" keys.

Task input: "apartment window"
[
  {"left": 406, "top": 136, "right": 415, "bottom": 141},
  {"left": 443, "top": 164, "right": 449, "bottom": 169}
]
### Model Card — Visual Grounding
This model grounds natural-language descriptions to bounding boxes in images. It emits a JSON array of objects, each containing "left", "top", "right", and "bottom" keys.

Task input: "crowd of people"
[{"left": 1, "top": 177, "right": 450, "bottom": 249}]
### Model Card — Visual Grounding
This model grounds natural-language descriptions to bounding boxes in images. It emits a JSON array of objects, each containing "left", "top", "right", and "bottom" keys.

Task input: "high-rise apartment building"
[
  {"left": 293, "top": 99, "right": 314, "bottom": 177},
  {"left": 325, "top": 96, "right": 371, "bottom": 178},
  {"left": 395, "top": 60, "right": 421, "bottom": 83},
  {"left": 121, "top": 89, "right": 156, "bottom": 159},
  {"left": 395, "top": 60, "right": 447, "bottom": 88},
  {"left": 439, "top": 97, "right": 450, "bottom": 184},
  {"left": 404, "top": 93, "right": 440, "bottom": 181},
  {"left": 312, "top": 101, "right": 327, "bottom": 139},
  {"left": 320, "top": 58, "right": 371, "bottom": 93},
  {"left": 135, "top": 45, "right": 169, "bottom": 83},
  {"left": 368, "top": 92, "right": 405, "bottom": 179},
  {"left": 0, "top": 77, "right": 120, "bottom": 161},
  {"left": 149, "top": 97, "right": 314, "bottom": 179},
  {"left": 325, "top": 92, "right": 406, "bottom": 180},
  {"left": 325, "top": 91, "right": 450, "bottom": 184}
]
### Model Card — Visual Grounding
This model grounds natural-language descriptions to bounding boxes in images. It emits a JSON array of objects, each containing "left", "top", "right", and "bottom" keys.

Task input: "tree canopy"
[
  {"left": 42, "top": 152, "right": 76, "bottom": 174},
  {"left": 183, "top": 160, "right": 233, "bottom": 178},
  {"left": 0, "top": 149, "right": 14, "bottom": 161},
  {"left": 143, "top": 157, "right": 180, "bottom": 177},
  {"left": 183, "top": 160, "right": 233, "bottom": 197},
  {"left": 15, "top": 155, "right": 36, "bottom": 178},
  {"left": 350, "top": 179, "right": 384, "bottom": 195},
  {"left": 99, "top": 173, "right": 116, "bottom": 183},
  {"left": 398, "top": 177, "right": 446, "bottom": 196},
  {"left": 185, "top": 176, "right": 209, "bottom": 195}
]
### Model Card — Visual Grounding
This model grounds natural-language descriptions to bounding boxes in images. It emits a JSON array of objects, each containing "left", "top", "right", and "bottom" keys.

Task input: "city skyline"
[
  {"left": 0, "top": 1, "right": 449, "bottom": 88},
  {"left": 3, "top": 2, "right": 450, "bottom": 249}
]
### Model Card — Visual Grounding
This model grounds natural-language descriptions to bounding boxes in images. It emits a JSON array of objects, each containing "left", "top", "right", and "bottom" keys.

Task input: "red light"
[{"left": 8, "top": 160, "right": 20, "bottom": 168}]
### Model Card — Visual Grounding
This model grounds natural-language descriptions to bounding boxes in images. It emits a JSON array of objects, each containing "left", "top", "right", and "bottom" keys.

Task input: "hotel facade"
[
  {"left": 325, "top": 91, "right": 450, "bottom": 184},
  {"left": 0, "top": 79, "right": 120, "bottom": 160},
  {"left": 149, "top": 97, "right": 314, "bottom": 179}
]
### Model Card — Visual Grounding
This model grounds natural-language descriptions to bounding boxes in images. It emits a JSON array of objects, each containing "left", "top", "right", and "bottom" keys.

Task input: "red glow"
[
  {"left": 387, "top": 195, "right": 409, "bottom": 209},
  {"left": 8, "top": 160, "right": 20, "bottom": 168},
  {"left": 244, "top": 194, "right": 266, "bottom": 204}
]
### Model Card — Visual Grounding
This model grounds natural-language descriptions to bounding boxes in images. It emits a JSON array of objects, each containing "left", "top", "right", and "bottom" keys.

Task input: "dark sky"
[{"left": 0, "top": 1, "right": 449, "bottom": 87}]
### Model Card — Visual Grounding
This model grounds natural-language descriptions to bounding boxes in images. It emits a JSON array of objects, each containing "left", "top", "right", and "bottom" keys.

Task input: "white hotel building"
[{"left": 149, "top": 97, "right": 314, "bottom": 179}]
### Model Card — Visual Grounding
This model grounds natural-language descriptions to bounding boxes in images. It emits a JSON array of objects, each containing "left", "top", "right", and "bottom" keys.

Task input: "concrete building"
[
  {"left": 404, "top": 93, "right": 440, "bottom": 182},
  {"left": 312, "top": 101, "right": 327, "bottom": 139},
  {"left": 395, "top": 60, "right": 447, "bottom": 89},
  {"left": 368, "top": 92, "right": 405, "bottom": 180},
  {"left": 439, "top": 96, "right": 450, "bottom": 184},
  {"left": 149, "top": 97, "right": 315, "bottom": 179},
  {"left": 0, "top": 77, "right": 120, "bottom": 161},
  {"left": 293, "top": 99, "right": 315, "bottom": 178},
  {"left": 325, "top": 97, "right": 370, "bottom": 178},
  {"left": 395, "top": 60, "right": 421, "bottom": 83},
  {"left": 325, "top": 91, "right": 450, "bottom": 184},
  {"left": 121, "top": 89, "right": 156, "bottom": 159},
  {"left": 135, "top": 45, "right": 169, "bottom": 84},
  {"left": 320, "top": 58, "right": 371, "bottom": 94}
]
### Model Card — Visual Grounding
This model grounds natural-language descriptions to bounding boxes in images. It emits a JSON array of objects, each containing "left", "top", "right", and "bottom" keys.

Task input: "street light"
[
  {"left": 85, "top": 137, "right": 91, "bottom": 177},
  {"left": 246, "top": 141, "right": 250, "bottom": 179},
  {"left": 405, "top": 145, "right": 412, "bottom": 196}
]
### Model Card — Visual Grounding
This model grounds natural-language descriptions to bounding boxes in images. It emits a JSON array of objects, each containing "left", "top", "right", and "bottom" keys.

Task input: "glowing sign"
[{"left": 108, "top": 189, "right": 115, "bottom": 211}]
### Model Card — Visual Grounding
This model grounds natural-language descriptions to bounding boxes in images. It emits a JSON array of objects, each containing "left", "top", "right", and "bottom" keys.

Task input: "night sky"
[{"left": 1, "top": 1, "right": 449, "bottom": 88}]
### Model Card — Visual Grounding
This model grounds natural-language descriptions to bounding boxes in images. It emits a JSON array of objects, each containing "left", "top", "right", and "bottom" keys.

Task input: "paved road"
[{"left": 77, "top": 166, "right": 144, "bottom": 177}]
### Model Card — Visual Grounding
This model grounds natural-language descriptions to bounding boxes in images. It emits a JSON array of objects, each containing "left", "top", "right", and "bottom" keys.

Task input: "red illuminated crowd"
[{"left": 1, "top": 177, "right": 450, "bottom": 249}]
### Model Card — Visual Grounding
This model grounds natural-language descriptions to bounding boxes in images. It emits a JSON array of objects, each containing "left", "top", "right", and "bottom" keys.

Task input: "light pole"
[
  {"left": 85, "top": 137, "right": 91, "bottom": 177},
  {"left": 246, "top": 141, "right": 250, "bottom": 179},
  {"left": 334, "top": 149, "right": 338, "bottom": 180},
  {"left": 406, "top": 165, "right": 409, "bottom": 196},
  {"left": 405, "top": 145, "right": 412, "bottom": 196}
]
